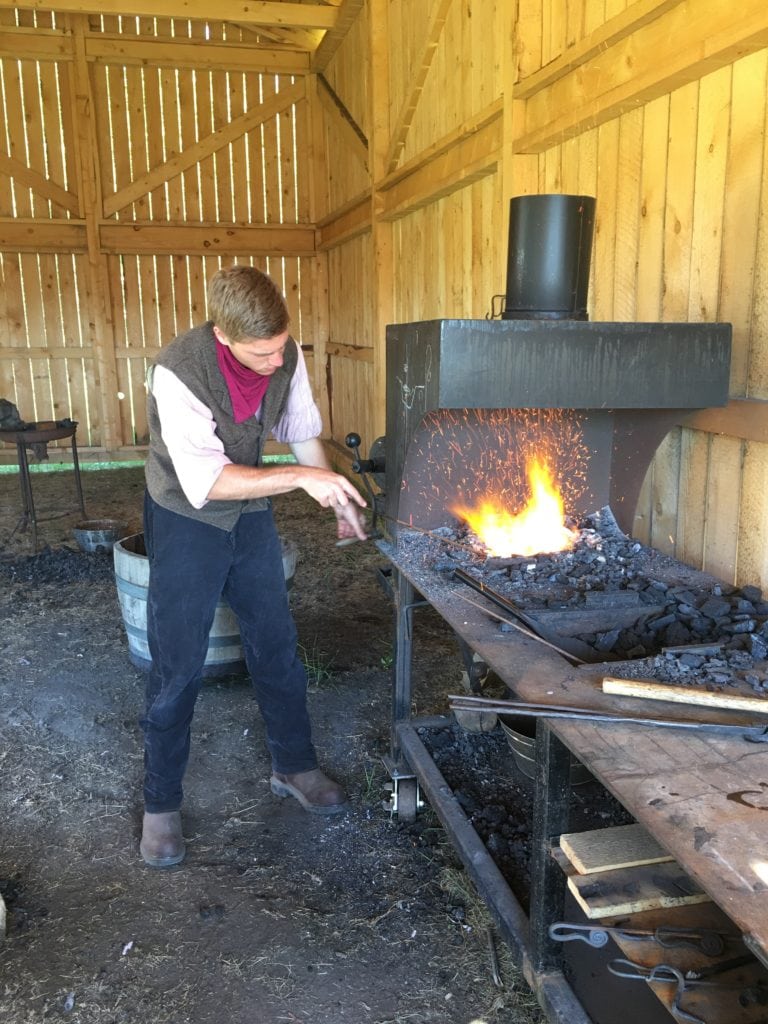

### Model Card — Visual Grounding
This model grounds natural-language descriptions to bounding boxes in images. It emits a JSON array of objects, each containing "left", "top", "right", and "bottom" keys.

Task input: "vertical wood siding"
[{"left": 0, "top": 11, "right": 316, "bottom": 453}]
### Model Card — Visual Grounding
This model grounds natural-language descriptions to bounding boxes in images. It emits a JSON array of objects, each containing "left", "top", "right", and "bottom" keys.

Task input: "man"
[{"left": 140, "top": 264, "right": 367, "bottom": 868}]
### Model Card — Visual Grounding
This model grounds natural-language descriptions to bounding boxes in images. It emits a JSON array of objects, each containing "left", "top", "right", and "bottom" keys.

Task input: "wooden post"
[
  {"left": 369, "top": 0, "right": 394, "bottom": 442},
  {"left": 67, "top": 14, "right": 121, "bottom": 453},
  {"left": 306, "top": 74, "right": 332, "bottom": 435}
]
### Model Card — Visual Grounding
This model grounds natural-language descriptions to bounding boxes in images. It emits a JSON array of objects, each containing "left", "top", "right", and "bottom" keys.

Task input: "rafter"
[
  {"left": 7, "top": 0, "right": 339, "bottom": 30},
  {"left": 311, "top": 0, "right": 364, "bottom": 72}
]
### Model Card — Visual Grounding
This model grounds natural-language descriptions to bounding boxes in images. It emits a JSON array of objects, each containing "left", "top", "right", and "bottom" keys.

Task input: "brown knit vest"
[{"left": 145, "top": 321, "right": 297, "bottom": 531}]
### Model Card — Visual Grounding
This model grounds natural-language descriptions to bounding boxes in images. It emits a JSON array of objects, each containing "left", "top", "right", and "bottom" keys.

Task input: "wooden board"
[
  {"left": 568, "top": 860, "right": 711, "bottom": 920},
  {"left": 603, "top": 677, "right": 768, "bottom": 715},
  {"left": 559, "top": 823, "right": 672, "bottom": 875}
]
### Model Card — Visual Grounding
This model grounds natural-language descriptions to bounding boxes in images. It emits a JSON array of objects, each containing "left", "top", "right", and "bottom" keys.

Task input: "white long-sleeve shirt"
[{"left": 150, "top": 343, "right": 322, "bottom": 509}]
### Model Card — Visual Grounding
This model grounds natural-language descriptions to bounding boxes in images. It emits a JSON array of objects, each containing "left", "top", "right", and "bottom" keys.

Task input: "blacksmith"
[{"left": 139, "top": 264, "right": 367, "bottom": 867}]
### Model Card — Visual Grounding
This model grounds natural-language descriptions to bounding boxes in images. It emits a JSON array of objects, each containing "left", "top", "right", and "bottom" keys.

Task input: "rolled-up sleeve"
[
  {"left": 150, "top": 365, "right": 230, "bottom": 508},
  {"left": 271, "top": 343, "right": 322, "bottom": 443}
]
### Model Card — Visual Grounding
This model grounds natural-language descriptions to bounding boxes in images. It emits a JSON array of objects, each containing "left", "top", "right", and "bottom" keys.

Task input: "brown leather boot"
[
  {"left": 140, "top": 811, "right": 186, "bottom": 867},
  {"left": 270, "top": 769, "right": 348, "bottom": 815}
]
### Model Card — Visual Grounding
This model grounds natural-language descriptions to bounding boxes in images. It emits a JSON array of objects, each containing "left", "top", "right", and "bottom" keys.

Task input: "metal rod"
[
  {"left": 396, "top": 719, "right": 593, "bottom": 1024},
  {"left": 449, "top": 694, "right": 768, "bottom": 740},
  {"left": 451, "top": 589, "right": 587, "bottom": 665}
]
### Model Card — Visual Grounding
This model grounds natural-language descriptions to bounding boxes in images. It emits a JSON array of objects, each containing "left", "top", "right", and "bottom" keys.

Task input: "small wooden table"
[{"left": 0, "top": 420, "right": 86, "bottom": 550}]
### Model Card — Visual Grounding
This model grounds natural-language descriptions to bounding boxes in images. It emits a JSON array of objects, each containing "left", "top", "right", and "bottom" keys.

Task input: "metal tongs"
[{"left": 549, "top": 921, "right": 741, "bottom": 957}]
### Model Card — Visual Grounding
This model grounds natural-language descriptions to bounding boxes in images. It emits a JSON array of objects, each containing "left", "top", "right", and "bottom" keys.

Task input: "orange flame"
[{"left": 451, "top": 458, "right": 578, "bottom": 558}]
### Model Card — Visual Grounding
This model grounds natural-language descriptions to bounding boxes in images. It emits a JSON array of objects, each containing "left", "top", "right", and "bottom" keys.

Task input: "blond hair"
[{"left": 207, "top": 265, "right": 289, "bottom": 341}]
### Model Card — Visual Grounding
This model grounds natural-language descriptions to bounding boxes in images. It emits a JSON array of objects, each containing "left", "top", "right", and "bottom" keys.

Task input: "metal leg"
[
  {"left": 14, "top": 441, "right": 38, "bottom": 550},
  {"left": 71, "top": 430, "right": 86, "bottom": 517},
  {"left": 529, "top": 721, "right": 572, "bottom": 974},
  {"left": 391, "top": 568, "right": 415, "bottom": 761}
]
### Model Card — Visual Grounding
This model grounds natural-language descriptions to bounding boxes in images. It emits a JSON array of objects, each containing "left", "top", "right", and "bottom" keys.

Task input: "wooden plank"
[
  {"left": 738, "top": 442, "right": 768, "bottom": 591},
  {"left": 515, "top": 0, "right": 683, "bottom": 97},
  {"left": 103, "top": 81, "right": 304, "bottom": 216},
  {"left": 515, "top": 0, "right": 768, "bottom": 153},
  {"left": 0, "top": 219, "right": 86, "bottom": 251},
  {"left": 384, "top": 0, "right": 455, "bottom": 172},
  {"left": 98, "top": 223, "right": 316, "bottom": 255},
  {"left": 702, "top": 434, "right": 743, "bottom": 584},
  {"left": 67, "top": 14, "right": 120, "bottom": 450},
  {"left": 378, "top": 115, "right": 501, "bottom": 221},
  {"left": 559, "top": 823, "right": 672, "bottom": 875},
  {"left": 0, "top": 26, "right": 71, "bottom": 62},
  {"left": 662, "top": 80, "right": 697, "bottom": 320},
  {"left": 11, "top": 1, "right": 339, "bottom": 30},
  {"left": 677, "top": 427, "right": 710, "bottom": 570},
  {"left": 568, "top": 860, "right": 711, "bottom": 919},
  {"left": 316, "top": 191, "right": 371, "bottom": 249},
  {"left": 688, "top": 399, "right": 768, "bottom": 444},
  {"left": 86, "top": 35, "right": 310, "bottom": 74},
  {"left": 720, "top": 51, "right": 767, "bottom": 396},
  {"left": 603, "top": 677, "right": 768, "bottom": 715},
  {"left": 326, "top": 342, "right": 373, "bottom": 361}
]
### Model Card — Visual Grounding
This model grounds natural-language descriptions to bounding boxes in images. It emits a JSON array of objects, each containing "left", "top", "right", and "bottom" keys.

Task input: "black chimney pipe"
[{"left": 502, "top": 194, "right": 596, "bottom": 321}]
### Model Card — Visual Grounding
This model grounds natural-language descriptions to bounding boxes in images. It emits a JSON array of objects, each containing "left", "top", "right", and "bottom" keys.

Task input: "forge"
[{"left": 383, "top": 317, "right": 731, "bottom": 539}]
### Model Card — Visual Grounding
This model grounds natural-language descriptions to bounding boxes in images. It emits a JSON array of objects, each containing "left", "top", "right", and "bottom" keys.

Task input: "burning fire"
[{"left": 450, "top": 458, "right": 578, "bottom": 558}]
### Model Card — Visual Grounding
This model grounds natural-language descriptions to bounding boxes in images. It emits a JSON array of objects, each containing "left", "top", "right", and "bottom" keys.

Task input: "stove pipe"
[{"left": 502, "top": 194, "right": 595, "bottom": 321}]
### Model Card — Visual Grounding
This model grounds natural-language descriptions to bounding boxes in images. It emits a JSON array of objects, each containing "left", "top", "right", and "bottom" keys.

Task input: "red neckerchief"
[{"left": 215, "top": 337, "right": 272, "bottom": 424}]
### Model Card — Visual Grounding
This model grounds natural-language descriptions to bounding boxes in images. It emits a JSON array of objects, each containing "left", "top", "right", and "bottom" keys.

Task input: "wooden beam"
[
  {"left": 514, "top": 0, "right": 684, "bottom": 99},
  {"left": 103, "top": 81, "right": 305, "bottom": 216},
  {"left": 86, "top": 35, "right": 310, "bottom": 74},
  {"left": 316, "top": 190, "right": 372, "bottom": 249},
  {"left": 67, "top": 14, "right": 122, "bottom": 452},
  {"left": 378, "top": 115, "right": 501, "bottom": 222},
  {"left": 229, "top": 20, "right": 323, "bottom": 51},
  {"left": 0, "top": 26, "right": 71, "bottom": 61},
  {"left": 311, "top": 0, "right": 364, "bottom": 73},
  {"left": 327, "top": 342, "right": 373, "bottom": 361},
  {"left": 515, "top": 0, "right": 768, "bottom": 153},
  {"left": 685, "top": 398, "right": 768, "bottom": 444},
  {"left": 0, "top": 154, "right": 79, "bottom": 214},
  {"left": 379, "top": 99, "right": 502, "bottom": 190},
  {"left": 9, "top": 1, "right": 339, "bottom": 30},
  {"left": 0, "top": 219, "right": 86, "bottom": 252},
  {"left": 316, "top": 74, "right": 368, "bottom": 170},
  {"left": 99, "top": 222, "right": 316, "bottom": 256},
  {"left": 384, "top": 0, "right": 454, "bottom": 173},
  {"left": 0, "top": 345, "right": 96, "bottom": 359}
]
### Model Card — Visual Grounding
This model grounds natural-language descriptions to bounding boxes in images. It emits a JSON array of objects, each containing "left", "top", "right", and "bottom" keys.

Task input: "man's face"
[{"left": 214, "top": 326, "right": 289, "bottom": 376}]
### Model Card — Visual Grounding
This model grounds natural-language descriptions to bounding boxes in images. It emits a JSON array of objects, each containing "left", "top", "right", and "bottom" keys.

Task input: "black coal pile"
[
  {"left": 410, "top": 508, "right": 768, "bottom": 665},
  {"left": 418, "top": 721, "right": 632, "bottom": 909},
  {"left": 0, "top": 545, "right": 116, "bottom": 585}
]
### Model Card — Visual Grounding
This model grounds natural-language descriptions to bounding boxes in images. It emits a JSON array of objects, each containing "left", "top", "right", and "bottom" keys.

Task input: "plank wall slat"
[
  {"left": 591, "top": 118, "right": 619, "bottom": 320},
  {"left": 720, "top": 51, "right": 767, "bottom": 396},
  {"left": 738, "top": 441, "right": 768, "bottom": 588},
  {"left": 661, "top": 80, "right": 697, "bottom": 321},
  {"left": 688, "top": 66, "right": 730, "bottom": 325},
  {"left": 702, "top": 435, "right": 743, "bottom": 584},
  {"left": 749, "top": 99, "right": 768, "bottom": 401},
  {"left": 613, "top": 107, "right": 642, "bottom": 322}
]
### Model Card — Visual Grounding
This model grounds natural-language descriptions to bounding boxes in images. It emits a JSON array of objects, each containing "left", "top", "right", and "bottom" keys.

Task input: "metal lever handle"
[{"left": 345, "top": 432, "right": 379, "bottom": 531}]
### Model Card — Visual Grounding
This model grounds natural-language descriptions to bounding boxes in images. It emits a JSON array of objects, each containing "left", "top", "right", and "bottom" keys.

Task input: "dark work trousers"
[{"left": 142, "top": 491, "right": 316, "bottom": 813}]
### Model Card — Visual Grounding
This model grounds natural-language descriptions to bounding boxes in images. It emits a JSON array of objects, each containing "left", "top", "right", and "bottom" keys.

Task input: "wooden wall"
[
  {"left": 3, "top": 0, "right": 768, "bottom": 593},
  {"left": 315, "top": 0, "right": 768, "bottom": 591},
  {"left": 0, "top": 7, "right": 320, "bottom": 453}
]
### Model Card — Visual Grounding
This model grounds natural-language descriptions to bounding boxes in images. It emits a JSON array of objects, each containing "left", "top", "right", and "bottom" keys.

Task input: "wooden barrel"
[{"left": 113, "top": 532, "right": 297, "bottom": 677}]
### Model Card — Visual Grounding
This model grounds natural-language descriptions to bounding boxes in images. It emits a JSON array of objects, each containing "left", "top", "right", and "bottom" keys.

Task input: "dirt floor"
[{"left": 0, "top": 463, "right": 556, "bottom": 1024}]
